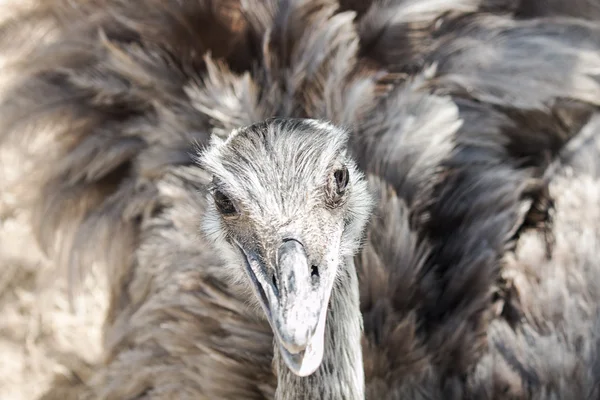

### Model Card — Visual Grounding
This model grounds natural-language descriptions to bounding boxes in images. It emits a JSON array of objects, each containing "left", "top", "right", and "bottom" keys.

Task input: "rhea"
[{"left": 199, "top": 118, "right": 373, "bottom": 399}]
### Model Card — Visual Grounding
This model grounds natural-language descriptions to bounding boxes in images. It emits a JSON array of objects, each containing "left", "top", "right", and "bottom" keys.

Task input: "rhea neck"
[{"left": 273, "top": 256, "right": 365, "bottom": 400}]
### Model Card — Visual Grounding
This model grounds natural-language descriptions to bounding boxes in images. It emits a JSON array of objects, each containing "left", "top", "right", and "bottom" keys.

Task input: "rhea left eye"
[
  {"left": 333, "top": 166, "right": 349, "bottom": 195},
  {"left": 213, "top": 190, "right": 237, "bottom": 216}
]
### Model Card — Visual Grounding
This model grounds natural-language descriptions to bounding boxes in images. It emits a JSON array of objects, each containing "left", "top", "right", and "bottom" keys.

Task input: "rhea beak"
[{"left": 236, "top": 239, "right": 329, "bottom": 377}]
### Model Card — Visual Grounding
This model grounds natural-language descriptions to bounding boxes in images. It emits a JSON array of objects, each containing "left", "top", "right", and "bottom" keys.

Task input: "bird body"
[{"left": 1, "top": 0, "right": 600, "bottom": 399}]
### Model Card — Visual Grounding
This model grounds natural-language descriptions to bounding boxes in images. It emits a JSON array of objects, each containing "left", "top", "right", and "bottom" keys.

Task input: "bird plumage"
[{"left": 1, "top": 0, "right": 600, "bottom": 398}]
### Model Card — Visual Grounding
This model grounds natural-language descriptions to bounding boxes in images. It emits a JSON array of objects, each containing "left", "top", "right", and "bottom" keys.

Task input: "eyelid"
[{"left": 208, "top": 177, "right": 228, "bottom": 195}]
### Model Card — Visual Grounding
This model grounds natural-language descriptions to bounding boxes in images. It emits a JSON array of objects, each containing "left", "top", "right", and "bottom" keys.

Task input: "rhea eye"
[
  {"left": 213, "top": 190, "right": 237, "bottom": 216},
  {"left": 333, "top": 166, "right": 349, "bottom": 195}
]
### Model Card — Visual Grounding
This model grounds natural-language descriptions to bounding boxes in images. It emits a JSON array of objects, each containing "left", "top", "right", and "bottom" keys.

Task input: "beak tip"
[
  {"left": 277, "top": 338, "right": 324, "bottom": 377},
  {"left": 275, "top": 315, "right": 327, "bottom": 378}
]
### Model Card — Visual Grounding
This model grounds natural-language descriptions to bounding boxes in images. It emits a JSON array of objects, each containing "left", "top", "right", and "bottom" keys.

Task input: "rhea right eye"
[
  {"left": 333, "top": 166, "right": 349, "bottom": 195},
  {"left": 213, "top": 190, "right": 237, "bottom": 216}
]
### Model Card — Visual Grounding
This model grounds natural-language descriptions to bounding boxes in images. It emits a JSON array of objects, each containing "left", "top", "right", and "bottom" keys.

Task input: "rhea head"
[{"left": 198, "top": 118, "right": 372, "bottom": 377}]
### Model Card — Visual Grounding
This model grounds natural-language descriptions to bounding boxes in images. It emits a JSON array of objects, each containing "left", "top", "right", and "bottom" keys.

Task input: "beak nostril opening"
[
  {"left": 311, "top": 265, "right": 319, "bottom": 278},
  {"left": 272, "top": 274, "right": 278, "bottom": 292}
]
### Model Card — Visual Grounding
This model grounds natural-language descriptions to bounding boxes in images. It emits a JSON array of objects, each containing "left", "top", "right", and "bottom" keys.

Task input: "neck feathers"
[{"left": 275, "top": 257, "right": 364, "bottom": 400}]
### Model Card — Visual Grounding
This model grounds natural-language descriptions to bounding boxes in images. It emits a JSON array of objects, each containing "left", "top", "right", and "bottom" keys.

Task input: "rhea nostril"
[
  {"left": 272, "top": 274, "right": 278, "bottom": 289},
  {"left": 311, "top": 265, "right": 319, "bottom": 278}
]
